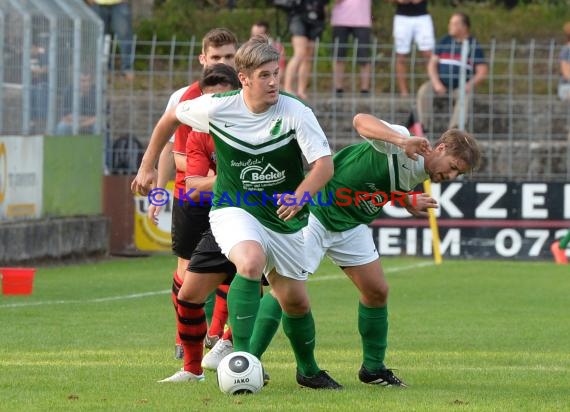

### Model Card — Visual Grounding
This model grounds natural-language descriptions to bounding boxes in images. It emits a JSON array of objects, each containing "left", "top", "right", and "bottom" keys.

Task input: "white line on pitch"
[
  {"left": 309, "top": 261, "right": 434, "bottom": 282},
  {"left": 0, "top": 261, "right": 433, "bottom": 309},
  {"left": 0, "top": 290, "right": 170, "bottom": 309}
]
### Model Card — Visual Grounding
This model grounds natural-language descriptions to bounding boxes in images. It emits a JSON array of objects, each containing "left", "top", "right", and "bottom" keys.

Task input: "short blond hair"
[{"left": 234, "top": 35, "right": 280, "bottom": 76}]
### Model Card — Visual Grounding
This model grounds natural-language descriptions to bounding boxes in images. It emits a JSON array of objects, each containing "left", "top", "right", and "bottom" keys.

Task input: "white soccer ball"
[{"left": 216, "top": 351, "right": 264, "bottom": 395}]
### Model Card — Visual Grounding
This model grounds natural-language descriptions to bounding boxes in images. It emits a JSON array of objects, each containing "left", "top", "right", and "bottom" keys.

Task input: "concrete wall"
[
  {"left": 0, "top": 215, "right": 109, "bottom": 264},
  {"left": 0, "top": 135, "right": 108, "bottom": 264}
]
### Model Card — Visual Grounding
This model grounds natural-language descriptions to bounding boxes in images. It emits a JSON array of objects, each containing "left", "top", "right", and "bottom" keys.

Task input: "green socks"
[
  {"left": 250, "top": 292, "right": 283, "bottom": 359},
  {"left": 204, "top": 290, "right": 216, "bottom": 326},
  {"left": 227, "top": 274, "right": 261, "bottom": 352},
  {"left": 358, "top": 302, "right": 388, "bottom": 372},
  {"left": 559, "top": 230, "right": 570, "bottom": 249},
  {"left": 282, "top": 311, "right": 319, "bottom": 377}
]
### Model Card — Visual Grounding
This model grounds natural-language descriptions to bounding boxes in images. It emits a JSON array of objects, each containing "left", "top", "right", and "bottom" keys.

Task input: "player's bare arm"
[
  {"left": 147, "top": 141, "right": 175, "bottom": 224},
  {"left": 353, "top": 113, "right": 432, "bottom": 159},
  {"left": 131, "top": 107, "right": 180, "bottom": 196},
  {"left": 276, "top": 155, "right": 334, "bottom": 221},
  {"left": 185, "top": 175, "right": 216, "bottom": 202}
]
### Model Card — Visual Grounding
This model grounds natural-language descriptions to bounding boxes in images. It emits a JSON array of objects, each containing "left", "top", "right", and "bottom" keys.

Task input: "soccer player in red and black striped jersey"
[{"left": 147, "top": 28, "right": 238, "bottom": 359}]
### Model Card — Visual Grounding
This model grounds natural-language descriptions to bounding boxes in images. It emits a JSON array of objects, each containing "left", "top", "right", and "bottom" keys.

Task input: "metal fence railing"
[
  {"left": 0, "top": 0, "right": 104, "bottom": 137},
  {"left": 3, "top": 24, "right": 569, "bottom": 181},
  {"left": 102, "top": 35, "right": 570, "bottom": 181}
]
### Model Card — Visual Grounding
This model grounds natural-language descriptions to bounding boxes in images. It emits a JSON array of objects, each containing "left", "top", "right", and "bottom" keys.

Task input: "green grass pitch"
[{"left": 1, "top": 255, "right": 569, "bottom": 411}]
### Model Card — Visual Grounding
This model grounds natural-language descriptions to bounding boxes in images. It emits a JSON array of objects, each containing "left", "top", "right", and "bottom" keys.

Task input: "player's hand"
[
  {"left": 405, "top": 193, "right": 438, "bottom": 217},
  {"left": 276, "top": 193, "right": 302, "bottom": 222},
  {"left": 434, "top": 82, "right": 447, "bottom": 95},
  {"left": 131, "top": 166, "right": 157, "bottom": 196},
  {"left": 147, "top": 204, "right": 161, "bottom": 225},
  {"left": 404, "top": 136, "right": 432, "bottom": 160}
]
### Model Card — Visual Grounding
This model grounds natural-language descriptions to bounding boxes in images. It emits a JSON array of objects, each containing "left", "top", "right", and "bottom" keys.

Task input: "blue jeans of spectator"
[
  {"left": 31, "top": 81, "right": 48, "bottom": 128},
  {"left": 92, "top": 2, "right": 134, "bottom": 72}
]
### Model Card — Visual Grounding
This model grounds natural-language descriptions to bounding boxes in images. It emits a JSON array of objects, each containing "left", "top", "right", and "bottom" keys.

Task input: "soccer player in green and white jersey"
[
  {"left": 132, "top": 35, "right": 342, "bottom": 390},
  {"left": 304, "top": 113, "right": 482, "bottom": 387}
]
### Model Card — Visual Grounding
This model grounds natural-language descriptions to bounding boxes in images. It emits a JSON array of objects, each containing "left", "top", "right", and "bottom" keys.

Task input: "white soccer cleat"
[
  {"left": 201, "top": 339, "right": 233, "bottom": 370},
  {"left": 157, "top": 369, "right": 205, "bottom": 383}
]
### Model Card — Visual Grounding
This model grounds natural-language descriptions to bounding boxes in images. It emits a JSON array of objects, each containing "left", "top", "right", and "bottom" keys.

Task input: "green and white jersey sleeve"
[
  {"left": 311, "top": 121, "right": 429, "bottom": 232},
  {"left": 175, "top": 93, "right": 212, "bottom": 133},
  {"left": 176, "top": 90, "right": 331, "bottom": 234},
  {"left": 361, "top": 120, "right": 411, "bottom": 154}
]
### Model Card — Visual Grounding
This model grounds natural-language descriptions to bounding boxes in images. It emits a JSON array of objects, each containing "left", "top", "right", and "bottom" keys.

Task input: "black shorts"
[
  {"left": 171, "top": 200, "right": 211, "bottom": 259},
  {"left": 332, "top": 26, "right": 372, "bottom": 61},
  {"left": 189, "top": 228, "right": 236, "bottom": 285},
  {"left": 289, "top": 13, "right": 325, "bottom": 41}
]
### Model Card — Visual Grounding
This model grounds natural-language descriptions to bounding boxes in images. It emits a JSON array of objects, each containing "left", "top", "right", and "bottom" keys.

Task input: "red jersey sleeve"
[{"left": 186, "top": 131, "right": 214, "bottom": 178}]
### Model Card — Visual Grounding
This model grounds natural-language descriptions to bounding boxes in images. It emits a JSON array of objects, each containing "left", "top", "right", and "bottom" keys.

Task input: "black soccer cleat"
[
  {"left": 296, "top": 370, "right": 343, "bottom": 390},
  {"left": 358, "top": 365, "right": 408, "bottom": 387},
  {"left": 263, "top": 370, "right": 270, "bottom": 387}
]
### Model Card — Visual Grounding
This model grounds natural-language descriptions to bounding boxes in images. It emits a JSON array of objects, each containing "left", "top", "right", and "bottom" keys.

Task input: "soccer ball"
[{"left": 216, "top": 351, "right": 264, "bottom": 395}]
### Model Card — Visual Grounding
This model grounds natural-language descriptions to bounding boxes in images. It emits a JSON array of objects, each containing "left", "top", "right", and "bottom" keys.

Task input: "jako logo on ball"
[{"left": 217, "top": 352, "right": 264, "bottom": 395}]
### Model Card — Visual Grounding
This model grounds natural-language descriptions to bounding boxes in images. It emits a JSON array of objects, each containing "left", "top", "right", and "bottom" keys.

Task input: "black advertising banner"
[{"left": 370, "top": 182, "right": 570, "bottom": 259}]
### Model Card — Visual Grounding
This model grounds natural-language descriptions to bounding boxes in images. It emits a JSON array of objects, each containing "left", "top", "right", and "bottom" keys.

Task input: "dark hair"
[
  {"left": 199, "top": 63, "right": 240, "bottom": 91},
  {"left": 253, "top": 20, "right": 270, "bottom": 32},
  {"left": 454, "top": 12, "right": 471, "bottom": 30},
  {"left": 202, "top": 28, "right": 238, "bottom": 54}
]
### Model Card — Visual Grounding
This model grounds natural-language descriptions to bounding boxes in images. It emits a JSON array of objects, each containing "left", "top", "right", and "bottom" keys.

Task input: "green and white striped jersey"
[{"left": 176, "top": 90, "right": 331, "bottom": 233}]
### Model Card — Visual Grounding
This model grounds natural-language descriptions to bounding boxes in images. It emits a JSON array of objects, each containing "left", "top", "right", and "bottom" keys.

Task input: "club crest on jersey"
[
  {"left": 269, "top": 118, "right": 283, "bottom": 137},
  {"left": 240, "top": 163, "right": 286, "bottom": 191}
]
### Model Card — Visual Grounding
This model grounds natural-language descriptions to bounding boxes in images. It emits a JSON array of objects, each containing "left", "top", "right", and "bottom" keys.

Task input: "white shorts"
[
  {"left": 393, "top": 14, "right": 435, "bottom": 54},
  {"left": 209, "top": 207, "right": 308, "bottom": 280},
  {"left": 303, "top": 213, "right": 379, "bottom": 274}
]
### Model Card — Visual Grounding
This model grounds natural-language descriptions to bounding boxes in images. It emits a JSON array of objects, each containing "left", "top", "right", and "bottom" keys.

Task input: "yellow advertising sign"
[{"left": 134, "top": 181, "right": 173, "bottom": 251}]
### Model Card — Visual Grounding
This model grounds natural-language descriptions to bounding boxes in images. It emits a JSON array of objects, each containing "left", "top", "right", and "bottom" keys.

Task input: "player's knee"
[
  {"left": 364, "top": 283, "right": 389, "bottom": 305},
  {"left": 236, "top": 259, "right": 265, "bottom": 278},
  {"left": 281, "top": 299, "right": 310, "bottom": 316}
]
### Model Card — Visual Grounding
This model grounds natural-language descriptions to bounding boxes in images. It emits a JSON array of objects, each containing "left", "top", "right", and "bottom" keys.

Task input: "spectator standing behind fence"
[
  {"left": 30, "top": 32, "right": 49, "bottom": 132},
  {"left": 416, "top": 12, "right": 487, "bottom": 131},
  {"left": 391, "top": 0, "right": 435, "bottom": 97},
  {"left": 331, "top": 0, "right": 372, "bottom": 96},
  {"left": 250, "top": 20, "right": 286, "bottom": 81},
  {"left": 86, "top": 0, "right": 134, "bottom": 80},
  {"left": 55, "top": 73, "right": 97, "bottom": 136},
  {"left": 558, "top": 21, "right": 570, "bottom": 101},
  {"left": 284, "top": 0, "right": 329, "bottom": 100}
]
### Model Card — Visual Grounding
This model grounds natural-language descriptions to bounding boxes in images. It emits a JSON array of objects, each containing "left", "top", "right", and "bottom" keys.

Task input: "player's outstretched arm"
[
  {"left": 147, "top": 142, "right": 175, "bottom": 224},
  {"left": 353, "top": 113, "right": 431, "bottom": 159},
  {"left": 276, "top": 155, "right": 334, "bottom": 222},
  {"left": 131, "top": 108, "right": 180, "bottom": 196}
]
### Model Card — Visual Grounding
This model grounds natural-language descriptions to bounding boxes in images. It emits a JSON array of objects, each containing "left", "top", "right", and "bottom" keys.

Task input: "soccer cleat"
[
  {"left": 358, "top": 365, "right": 408, "bottom": 387},
  {"left": 550, "top": 241, "right": 568, "bottom": 264},
  {"left": 201, "top": 338, "right": 233, "bottom": 370},
  {"left": 157, "top": 369, "right": 205, "bottom": 383},
  {"left": 296, "top": 370, "right": 343, "bottom": 390},
  {"left": 174, "top": 344, "right": 184, "bottom": 360},
  {"left": 204, "top": 334, "right": 220, "bottom": 350}
]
